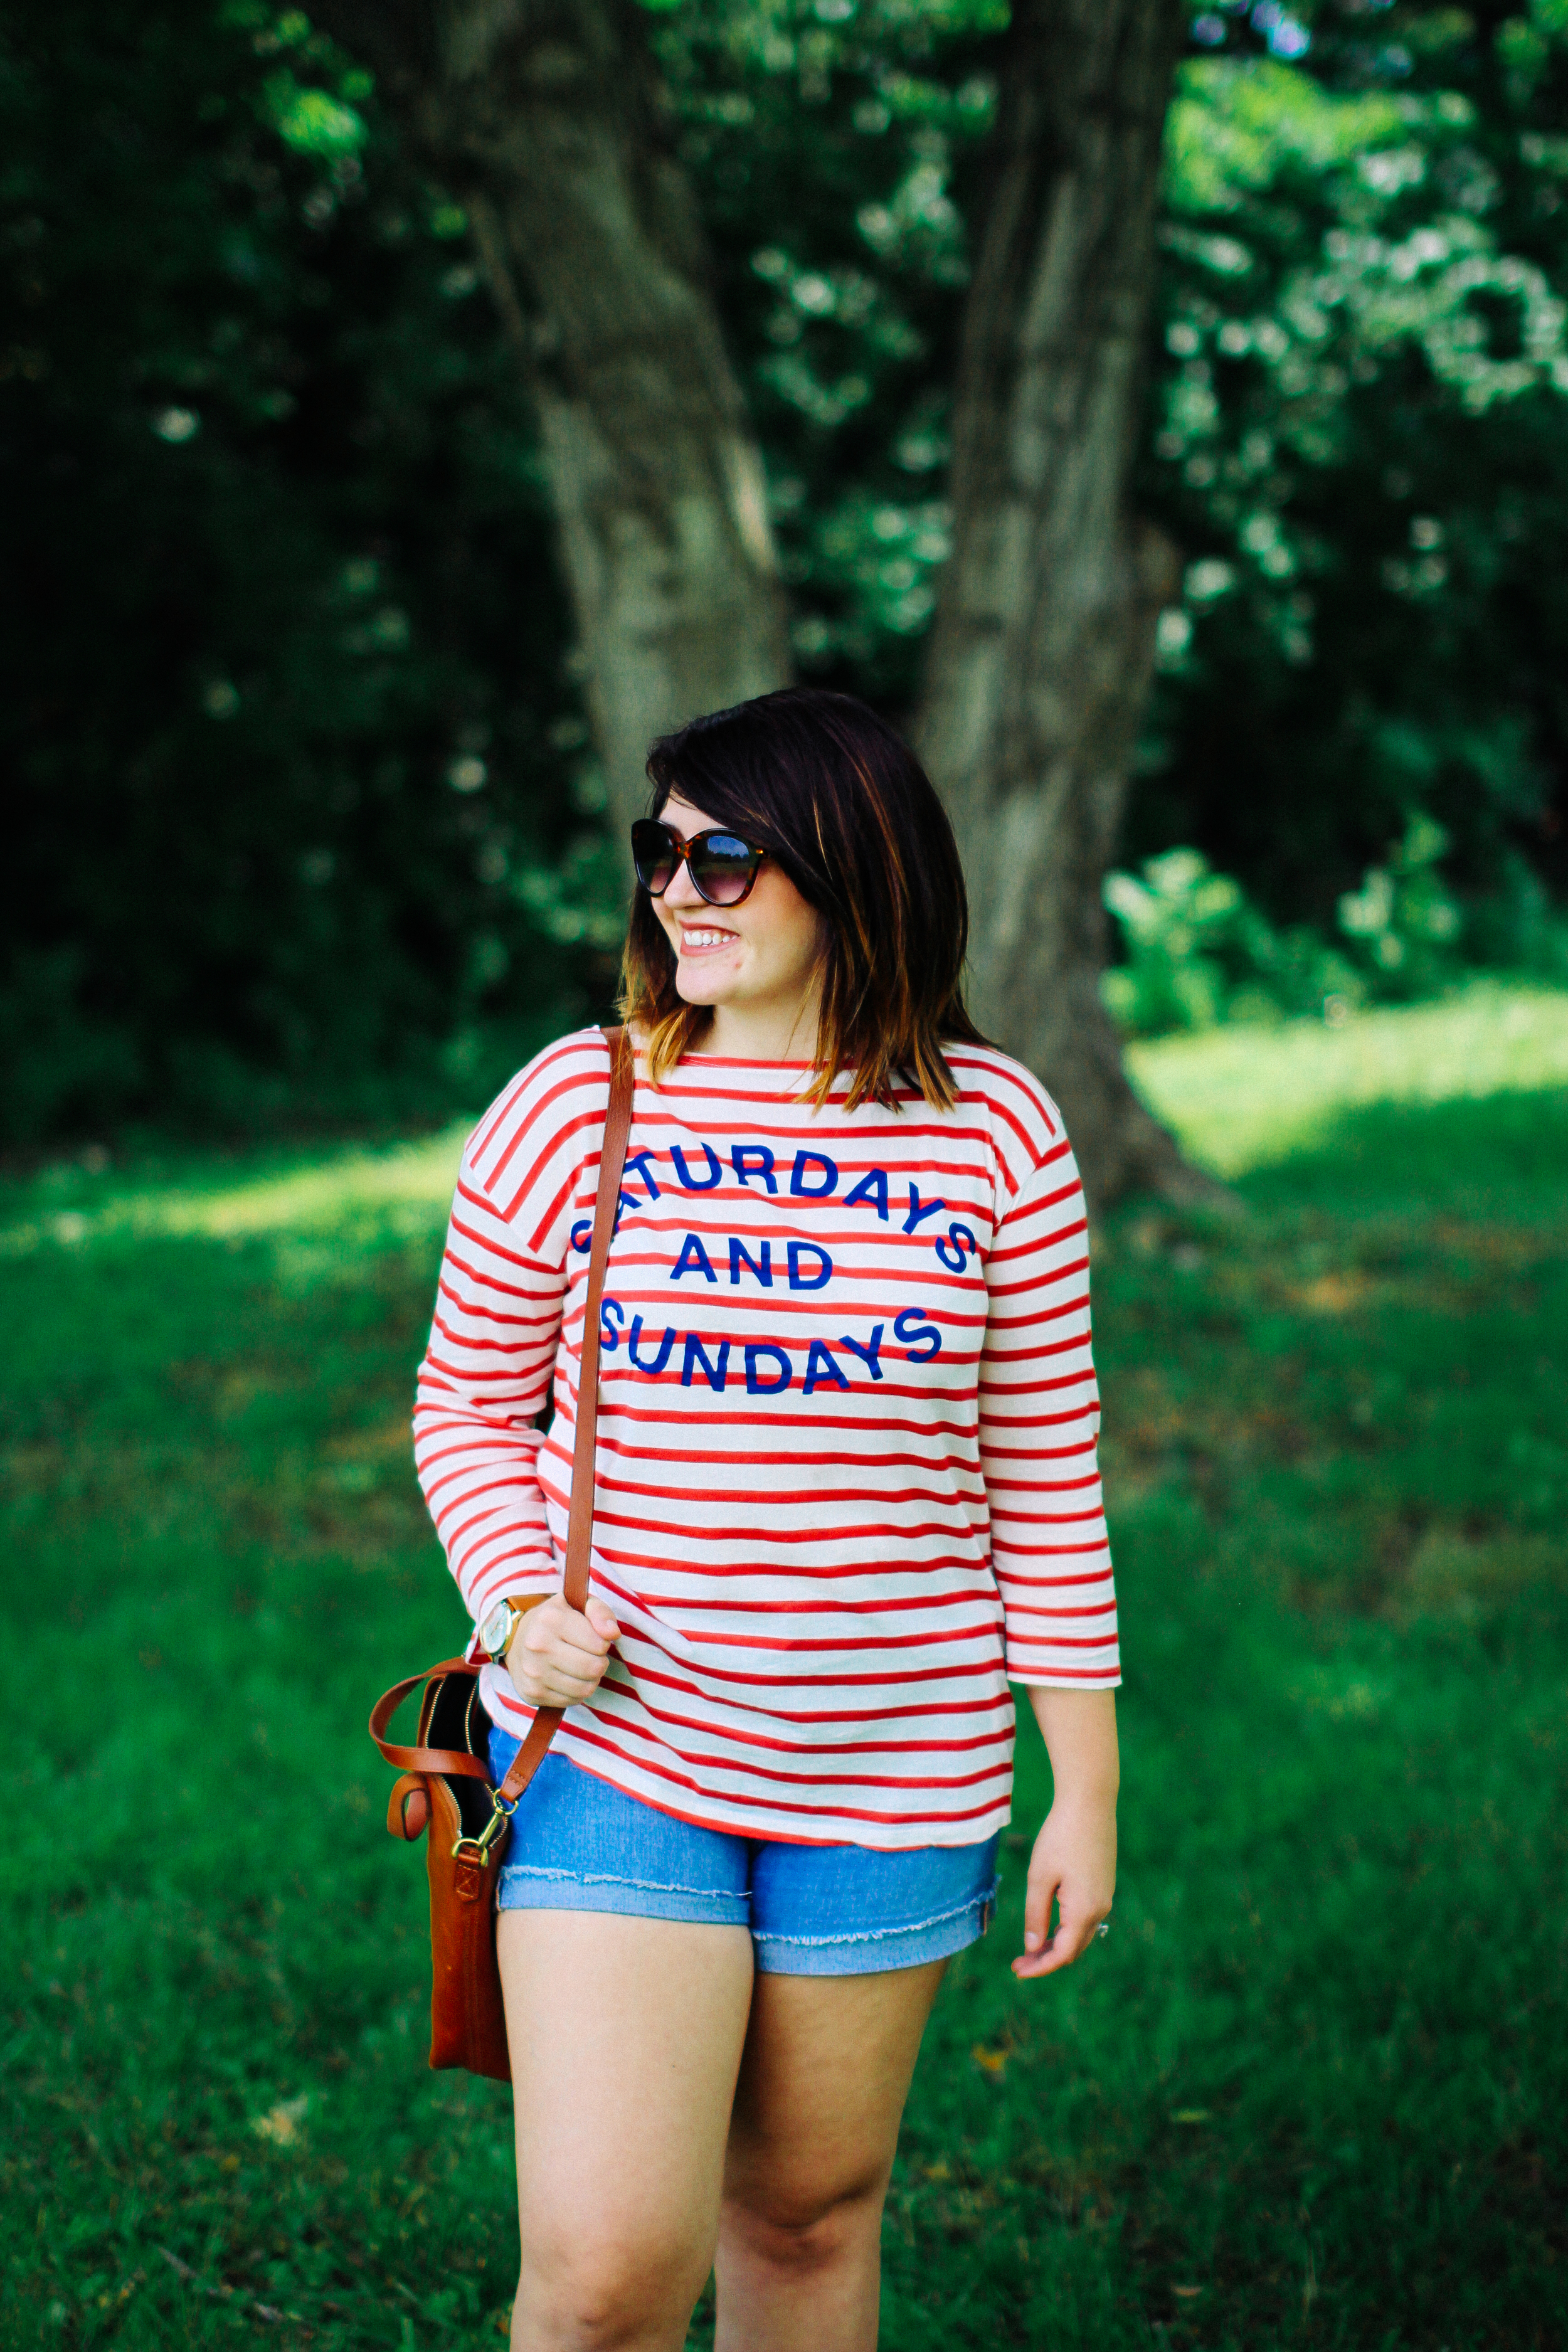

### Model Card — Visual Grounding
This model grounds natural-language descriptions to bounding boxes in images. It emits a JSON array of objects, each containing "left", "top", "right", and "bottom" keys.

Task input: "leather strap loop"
[
  {"left": 388, "top": 1772, "right": 430, "bottom": 1840},
  {"left": 368, "top": 1656, "right": 490, "bottom": 1779}
]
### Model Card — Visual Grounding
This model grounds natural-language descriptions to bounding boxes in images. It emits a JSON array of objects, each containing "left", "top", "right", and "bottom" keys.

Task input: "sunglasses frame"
[{"left": 631, "top": 819, "right": 768, "bottom": 909}]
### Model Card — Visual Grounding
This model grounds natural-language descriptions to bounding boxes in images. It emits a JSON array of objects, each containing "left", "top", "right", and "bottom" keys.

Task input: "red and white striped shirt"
[{"left": 413, "top": 1027, "right": 1118, "bottom": 1849}]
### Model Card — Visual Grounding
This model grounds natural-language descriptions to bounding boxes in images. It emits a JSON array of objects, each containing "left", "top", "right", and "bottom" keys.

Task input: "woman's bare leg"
[
  {"left": 713, "top": 1960, "right": 945, "bottom": 2352},
  {"left": 497, "top": 1909, "right": 754, "bottom": 2351}
]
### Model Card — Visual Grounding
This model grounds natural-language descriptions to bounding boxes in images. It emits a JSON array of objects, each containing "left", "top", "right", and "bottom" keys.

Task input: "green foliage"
[
  {"left": 1136, "top": 2, "right": 1568, "bottom": 924},
  {"left": 1103, "top": 846, "right": 1364, "bottom": 1034},
  {"left": 0, "top": 0, "right": 598, "bottom": 1143},
  {"left": 3, "top": 989, "right": 1566, "bottom": 2344},
  {"left": 1103, "top": 814, "right": 1487, "bottom": 1036},
  {"left": 1335, "top": 808, "right": 1465, "bottom": 992},
  {"left": 649, "top": 0, "right": 1004, "bottom": 694},
  {"left": 656, "top": 1, "right": 1568, "bottom": 940}
]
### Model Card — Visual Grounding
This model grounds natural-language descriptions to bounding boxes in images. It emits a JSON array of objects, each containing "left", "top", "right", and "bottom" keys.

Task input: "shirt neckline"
[{"left": 667, "top": 1051, "right": 818, "bottom": 1069}]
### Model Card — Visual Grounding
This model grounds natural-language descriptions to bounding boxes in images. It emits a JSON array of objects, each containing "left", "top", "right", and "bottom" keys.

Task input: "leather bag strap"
[
  {"left": 563, "top": 1024, "right": 635, "bottom": 1618},
  {"left": 492, "top": 1023, "right": 633, "bottom": 1803},
  {"left": 366, "top": 1026, "right": 635, "bottom": 1801}
]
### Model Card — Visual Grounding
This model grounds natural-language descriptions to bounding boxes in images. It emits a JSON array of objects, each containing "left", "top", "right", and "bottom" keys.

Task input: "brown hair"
[{"left": 619, "top": 687, "right": 985, "bottom": 1111}]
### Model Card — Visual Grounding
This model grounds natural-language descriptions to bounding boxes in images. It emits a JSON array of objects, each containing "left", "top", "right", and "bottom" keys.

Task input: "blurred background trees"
[
  {"left": 911, "top": 0, "right": 1197, "bottom": 1200},
  {"left": 4, "top": 0, "right": 1567, "bottom": 1155},
  {"left": 306, "top": 0, "right": 793, "bottom": 839},
  {"left": 3, "top": 0, "right": 591, "bottom": 1138}
]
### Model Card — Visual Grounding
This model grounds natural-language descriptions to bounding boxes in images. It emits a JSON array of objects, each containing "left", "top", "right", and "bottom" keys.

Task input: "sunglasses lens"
[
  {"left": 631, "top": 821, "right": 677, "bottom": 895},
  {"left": 690, "top": 835, "right": 758, "bottom": 905}
]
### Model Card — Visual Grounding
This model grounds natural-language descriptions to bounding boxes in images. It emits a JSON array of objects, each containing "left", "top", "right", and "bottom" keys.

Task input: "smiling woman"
[
  {"left": 623, "top": 688, "right": 988, "bottom": 1106},
  {"left": 411, "top": 686, "right": 1121, "bottom": 2352},
  {"left": 630, "top": 804, "right": 823, "bottom": 1054}
]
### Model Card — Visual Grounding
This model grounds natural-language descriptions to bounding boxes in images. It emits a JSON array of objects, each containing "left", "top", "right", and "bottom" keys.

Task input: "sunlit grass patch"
[
  {"left": 0, "top": 1121, "right": 470, "bottom": 1258},
  {"left": 1128, "top": 980, "right": 1568, "bottom": 1177}
]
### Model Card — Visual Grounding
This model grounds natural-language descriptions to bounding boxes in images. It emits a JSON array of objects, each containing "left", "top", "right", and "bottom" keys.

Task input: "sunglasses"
[{"left": 631, "top": 818, "right": 768, "bottom": 908}]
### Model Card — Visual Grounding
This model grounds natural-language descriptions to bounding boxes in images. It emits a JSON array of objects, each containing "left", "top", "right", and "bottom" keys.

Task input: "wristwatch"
[{"left": 477, "top": 1594, "right": 542, "bottom": 1663}]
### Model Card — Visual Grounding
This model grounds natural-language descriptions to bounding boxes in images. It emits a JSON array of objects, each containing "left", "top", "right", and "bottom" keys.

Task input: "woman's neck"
[{"left": 697, "top": 987, "right": 822, "bottom": 1064}]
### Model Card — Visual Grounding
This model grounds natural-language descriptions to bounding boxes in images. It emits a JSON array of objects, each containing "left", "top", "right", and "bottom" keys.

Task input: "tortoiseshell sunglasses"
[{"left": 630, "top": 819, "right": 768, "bottom": 908}]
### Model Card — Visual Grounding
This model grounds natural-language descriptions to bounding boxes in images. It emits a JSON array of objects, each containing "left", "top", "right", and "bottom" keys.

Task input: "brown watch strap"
[{"left": 489, "top": 1593, "right": 546, "bottom": 1658}]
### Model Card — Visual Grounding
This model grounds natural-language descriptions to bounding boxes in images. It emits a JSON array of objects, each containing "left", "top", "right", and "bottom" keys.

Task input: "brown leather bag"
[{"left": 369, "top": 1024, "right": 635, "bottom": 2081}]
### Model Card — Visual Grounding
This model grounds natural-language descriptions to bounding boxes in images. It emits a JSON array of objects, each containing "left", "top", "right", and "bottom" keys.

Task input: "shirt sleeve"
[
  {"left": 979, "top": 1115, "right": 1120, "bottom": 1688},
  {"left": 411, "top": 1032, "right": 607, "bottom": 1642}
]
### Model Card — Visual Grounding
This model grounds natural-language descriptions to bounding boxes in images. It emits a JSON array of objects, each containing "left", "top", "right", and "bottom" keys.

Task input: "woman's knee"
[
  {"left": 720, "top": 2169, "right": 888, "bottom": 2280},
  {"left": 514, "top": 2217, "right": 709, "bottom": 2348}
]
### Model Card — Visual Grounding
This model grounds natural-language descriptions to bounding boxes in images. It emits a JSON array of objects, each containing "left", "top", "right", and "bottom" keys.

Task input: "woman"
[{"left": 415, "top": 687, "right": 1120, "bottom": 2352}]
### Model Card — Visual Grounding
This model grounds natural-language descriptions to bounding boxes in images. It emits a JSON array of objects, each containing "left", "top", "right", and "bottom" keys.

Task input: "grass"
[{"left": 2, "top": 980, "right": 1565, "bottom": 2350}]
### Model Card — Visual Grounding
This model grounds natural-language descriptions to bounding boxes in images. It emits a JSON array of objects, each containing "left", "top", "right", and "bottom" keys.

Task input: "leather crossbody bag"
[{"left": 368, "top": 1024, "right": 635, "bottom": 2081}]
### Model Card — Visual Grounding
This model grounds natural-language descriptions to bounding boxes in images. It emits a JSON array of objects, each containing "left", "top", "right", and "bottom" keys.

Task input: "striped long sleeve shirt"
[{"left": 413, "top": 1027, "right": 1119, "bottom": 1850}]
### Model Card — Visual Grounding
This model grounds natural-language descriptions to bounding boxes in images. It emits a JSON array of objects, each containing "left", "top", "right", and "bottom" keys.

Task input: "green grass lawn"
[{"left": 3, "top": 983, "right": 1565, "bottom": 2350}]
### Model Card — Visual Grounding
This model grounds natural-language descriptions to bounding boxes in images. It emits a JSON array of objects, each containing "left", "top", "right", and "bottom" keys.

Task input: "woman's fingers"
[
  {"left": 527, "top": 1596, "right": 617, "bottom": 1653},
  {"left": 1012, "top": 1887, "right": 1111, "bottom": 1978},
  {"left": 584, "top": 1596, "right": 622, "bottom": 1642},
  {"left": 508, "top": 1657, "right": 605, "bottom": 1706},
  {"left": 505, "top": 1592, "right": 621, "bottom": 1707},
  {"left": 1019, "top": 1864, "right": 1059, "bottom": 1964},
  {"left": 522, "top": 1673, "right": 598, "bottom": 1707}
]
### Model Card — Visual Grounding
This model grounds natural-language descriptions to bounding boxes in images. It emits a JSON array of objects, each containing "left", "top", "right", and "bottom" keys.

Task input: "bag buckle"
[{"left": 452, "top": 1785, "right": 517, "bottom": 1867}]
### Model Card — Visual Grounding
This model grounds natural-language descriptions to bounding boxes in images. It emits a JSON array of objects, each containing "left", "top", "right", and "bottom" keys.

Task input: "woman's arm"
[
  {"left": 413, "top": 1165, "right": 565, "bottom": 1638},
  {"left": 971, "top": 1079, "right": 1121, "bottom": 1976},
  {"left": 413, "top": 1034, "right": 610, "bottom": 1647},
  {"left": 976, "top": 1111, "right": 1120, "bottom": 1691},
  {"left": 1013, "top": 1686, "right": 1118, "bottom": 1979}
]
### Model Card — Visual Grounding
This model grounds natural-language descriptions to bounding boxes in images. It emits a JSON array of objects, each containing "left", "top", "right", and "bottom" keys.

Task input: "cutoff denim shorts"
[{"left": 487, "top": 1725, "right": 1000, "bottom": 1978}]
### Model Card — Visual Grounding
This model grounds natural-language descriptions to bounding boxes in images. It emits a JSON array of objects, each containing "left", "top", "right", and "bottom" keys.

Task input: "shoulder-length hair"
[{"left": 619, "top": 686, "right": 985, "bottom": 1112}]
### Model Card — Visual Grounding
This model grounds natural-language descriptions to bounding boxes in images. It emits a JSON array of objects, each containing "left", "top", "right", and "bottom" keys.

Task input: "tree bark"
[
  {"left": 916, "top": 0, "right": 1212, "bottom": 1207},
  {"left": 312, "top": 0, "right": 792, "bottom": 838}
]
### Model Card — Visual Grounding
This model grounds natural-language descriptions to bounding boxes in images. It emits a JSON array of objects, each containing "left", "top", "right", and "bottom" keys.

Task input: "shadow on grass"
[{"left": 1237, "top": 1083, "right": 1568, "bottom": 1217}]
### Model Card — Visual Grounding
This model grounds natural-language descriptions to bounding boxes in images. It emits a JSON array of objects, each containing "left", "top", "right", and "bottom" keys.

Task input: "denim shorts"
[{"left": 487, "top": 1725, "right": 1000, "bottom": 1978}]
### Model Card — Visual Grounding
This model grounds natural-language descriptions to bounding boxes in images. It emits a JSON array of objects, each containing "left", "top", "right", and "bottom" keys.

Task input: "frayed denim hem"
[
  {"left": 753, "top": 1877, "right": 999, "bottom": 1978},
  {"left": 496, "top": 1863, "right": 750, "bottom": 1929}
]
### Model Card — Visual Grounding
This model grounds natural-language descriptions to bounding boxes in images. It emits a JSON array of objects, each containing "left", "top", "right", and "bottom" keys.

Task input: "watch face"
[{"left": 479, "top": 1600, "right": 511, "bottom": 1656}]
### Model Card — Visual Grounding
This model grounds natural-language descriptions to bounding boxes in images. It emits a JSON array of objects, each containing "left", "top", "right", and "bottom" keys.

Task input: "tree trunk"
[
  {"left": 916, "top": 0, "right": 1211, "bottom": 1208},
  {"left": 312, "top": 0, "right": 792, "bottom": 839}
]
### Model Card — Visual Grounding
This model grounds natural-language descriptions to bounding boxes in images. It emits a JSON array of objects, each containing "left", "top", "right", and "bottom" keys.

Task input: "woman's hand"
[
  {"left": 504, "top": 1594, "right": 620, "bottom": 1709},
  {"left": 1014, "top": 1793, "right": 1117, "bottom": 1978},
  {"left": 1012, "top": 1687, "right": 1119, "bottom": 1981}
]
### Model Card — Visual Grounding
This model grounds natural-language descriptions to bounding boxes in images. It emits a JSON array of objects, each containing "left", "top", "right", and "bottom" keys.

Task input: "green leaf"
[{"left": 262, "top": 70, "right": 367, "bottom": 157}]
